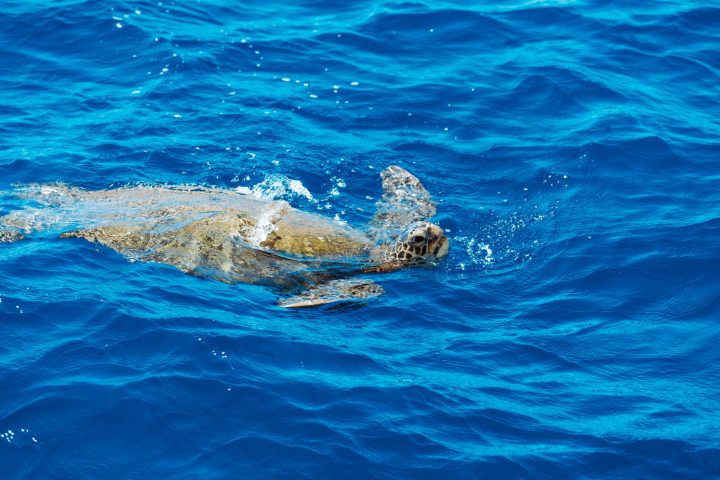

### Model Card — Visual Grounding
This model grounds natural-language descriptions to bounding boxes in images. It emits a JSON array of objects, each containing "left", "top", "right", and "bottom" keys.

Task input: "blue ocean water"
[{"left": 1, "top": 0, "right": 719, "bottom": 478}]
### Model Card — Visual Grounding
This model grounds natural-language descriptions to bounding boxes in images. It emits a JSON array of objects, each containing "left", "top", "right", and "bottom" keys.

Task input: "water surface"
[{"left": 1, "top": 1, "right": 719, "bottom": 478}]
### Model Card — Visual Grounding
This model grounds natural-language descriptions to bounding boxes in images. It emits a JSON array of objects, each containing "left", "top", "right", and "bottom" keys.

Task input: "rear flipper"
[
  {"left": 0, "top": 229, "right": 24, "bottom": 243},
  {"left": 279, "top": 278, "right": 384, "bottom": 308}
]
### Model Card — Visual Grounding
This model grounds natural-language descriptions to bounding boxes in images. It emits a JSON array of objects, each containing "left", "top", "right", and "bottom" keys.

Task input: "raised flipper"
[
  {"left": 370, "top": 166, "right": 436, "bottom": 240},
  {"left": 278, "top": 278, "right": 384, "bottom": 308}
]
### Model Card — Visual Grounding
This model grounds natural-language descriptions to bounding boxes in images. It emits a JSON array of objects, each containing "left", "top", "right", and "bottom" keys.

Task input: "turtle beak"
[
  {"left": 425, "top": 224, "right": 449, "bottom": 259},
  {"left": 434, "top": 236, "right": 449, "bottom": 259}
]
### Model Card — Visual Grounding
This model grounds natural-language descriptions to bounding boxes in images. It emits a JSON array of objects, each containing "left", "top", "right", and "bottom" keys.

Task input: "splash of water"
[{"left": 235, "top": 174, "right": 315, "bottom": 203}]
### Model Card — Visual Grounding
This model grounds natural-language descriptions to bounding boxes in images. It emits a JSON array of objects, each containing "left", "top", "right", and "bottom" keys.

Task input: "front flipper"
[
  {"left": 370, "top": 166, "right": 436, "bottom": 239},
  {"left": 279, "top": 278, "right": 384, "bottom": 308}
]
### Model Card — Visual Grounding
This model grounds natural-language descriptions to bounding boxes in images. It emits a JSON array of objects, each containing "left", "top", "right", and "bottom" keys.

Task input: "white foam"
[
  {"left": 288, "top": 179, "right": 313, "bottom": 200},
  {"left": 235, "top": 175, "right": 315, "bottom": 202},
  {"left": 454, "top": 236, "right": 494, "bottom": 267},
  {"left": 333, "top": 214, "right": 347, "bottom": 226},
  {"left": 480, "top": 243, "right": 493, "bottom": 263},
  {"left": 247, "top": 200, "right": 287, "bottom": 246},
  {"left": 40, "top": 186, "right": 62, "bottom": 195}
]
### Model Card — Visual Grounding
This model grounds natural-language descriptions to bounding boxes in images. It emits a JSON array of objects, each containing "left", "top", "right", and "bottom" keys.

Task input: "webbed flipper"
[
  {"left": 370, "top": 166, "right": 436, "bottom": 239},
  {"left": 278, "top": 278, "right": 384, "bottom": 308}
]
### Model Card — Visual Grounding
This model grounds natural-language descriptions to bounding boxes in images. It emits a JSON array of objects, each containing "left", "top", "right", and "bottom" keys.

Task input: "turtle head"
[{"left": 388, "top": 221, "right": 449, "bottom": 264}]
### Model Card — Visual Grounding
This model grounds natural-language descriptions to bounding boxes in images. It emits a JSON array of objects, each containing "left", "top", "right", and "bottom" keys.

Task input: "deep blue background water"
[{"left": 1, "top": 1, "right": 719, "bottom": 478}]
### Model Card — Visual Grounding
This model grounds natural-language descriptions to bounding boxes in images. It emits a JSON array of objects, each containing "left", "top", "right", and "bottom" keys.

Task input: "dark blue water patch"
[
  {"left": 497, "top": 75, "right": 587, "bottom": 116},
  {"left": 564, "top": 441, "right": 718, "bottom": 480},
  {"left": 499, "top": 7, "right": 609, "bottom": 44},
  {"left": 3, "top": 12, "right": 147, "bottom": 69},
  {"left": 360, "top": 9, "right": 518, "bottom": 50},
  {"left": 676, "top": 6, "right": 720, "bottom": 33}
]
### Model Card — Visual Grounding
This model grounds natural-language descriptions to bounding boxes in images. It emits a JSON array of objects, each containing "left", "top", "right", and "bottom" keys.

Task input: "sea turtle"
[{"left": 0, "top": 166, "right": 449, "bottom": 307}]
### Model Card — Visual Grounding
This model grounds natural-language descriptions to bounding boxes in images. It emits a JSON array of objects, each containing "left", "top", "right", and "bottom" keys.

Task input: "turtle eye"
[{"left": 411, "top": 235, "right": 425, "bottom": 244}]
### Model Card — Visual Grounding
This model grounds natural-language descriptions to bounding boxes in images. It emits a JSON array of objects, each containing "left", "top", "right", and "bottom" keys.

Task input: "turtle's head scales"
[{"left": 390, "top": 221, "right": 449, "bottom": 264}]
